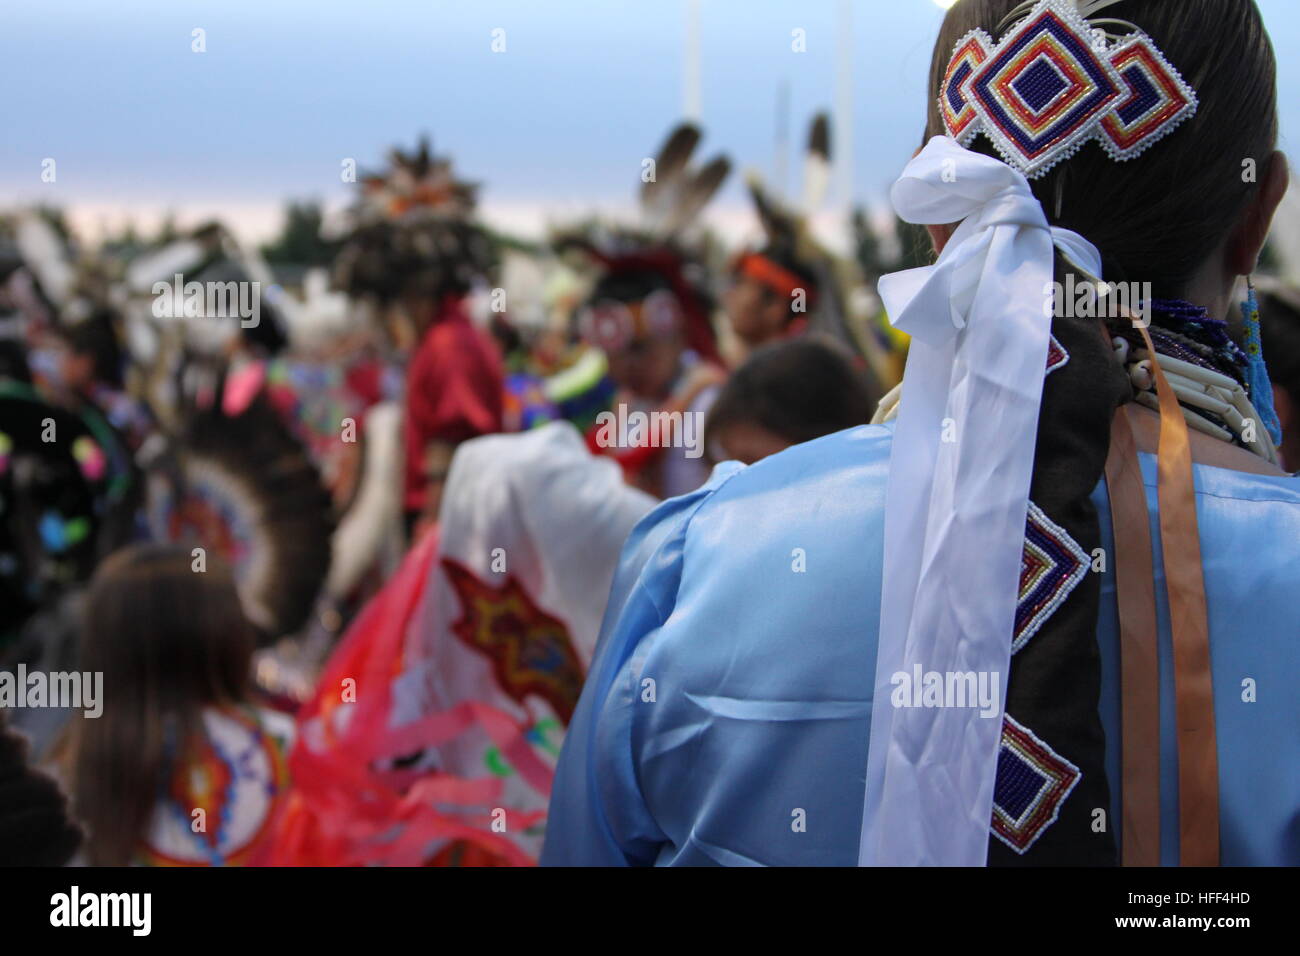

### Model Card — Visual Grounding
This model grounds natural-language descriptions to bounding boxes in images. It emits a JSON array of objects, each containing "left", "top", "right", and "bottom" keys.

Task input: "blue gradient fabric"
[{"left": 541, "top": 424, "right": 1300, "bottom": 866}]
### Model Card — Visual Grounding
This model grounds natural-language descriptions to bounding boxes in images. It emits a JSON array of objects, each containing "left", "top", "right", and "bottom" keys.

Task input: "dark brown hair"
[
  {"left": 927, "top": 0, "right": 1279, "bottom": 294},
  {"left": 706, "top": 338, "right": 877, "bottom": 453},
  {"left": 66, "top": 543, "right": 255, "bottom": 865},
  {"left": 55, "top": 308, "right": 124, "bottom": 389}
]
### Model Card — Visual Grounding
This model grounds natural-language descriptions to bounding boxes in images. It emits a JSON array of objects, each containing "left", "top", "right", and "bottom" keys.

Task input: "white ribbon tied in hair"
[{"left": 858, "top": 135, "right": 1102, "bottom": 866}]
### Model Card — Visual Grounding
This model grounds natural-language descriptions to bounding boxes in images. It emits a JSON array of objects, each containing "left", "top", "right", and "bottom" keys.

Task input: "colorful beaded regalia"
[
  {"left": 1106, "top": 297, "right": 1283, "bottom": 465},
  {"left": 940, "top": 0, "right": 1197, "bottom": 178}
]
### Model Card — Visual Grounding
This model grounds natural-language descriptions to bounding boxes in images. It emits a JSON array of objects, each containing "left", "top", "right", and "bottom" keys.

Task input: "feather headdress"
[
  {"left": 144, "top": 372, "right": 334, "bottom": 643},
  {"left": 555, "top": 122, "right": 732, "bottom": 364},
  {"left": 330, "top": 137, "right": 496, "bottom": 305}
]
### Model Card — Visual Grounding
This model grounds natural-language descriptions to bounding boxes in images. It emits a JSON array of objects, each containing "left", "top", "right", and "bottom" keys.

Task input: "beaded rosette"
[{"left": 940, "top": 0, "right": 1197, "bottom": 179}]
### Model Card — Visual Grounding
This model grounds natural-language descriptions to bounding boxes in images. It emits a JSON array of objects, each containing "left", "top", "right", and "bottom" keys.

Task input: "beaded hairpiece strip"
[
  {"left": 1240, "top": 277, "right": 1285, "bottom": 446},
  {"left": 940, "top": 0, "right": 1198, "bottom": 179}
]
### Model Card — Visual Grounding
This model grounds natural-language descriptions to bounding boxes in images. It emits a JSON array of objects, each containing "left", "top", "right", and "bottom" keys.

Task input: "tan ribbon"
[
  {"left": 1103, "top": 404, "right": 1161, "bottom": 866},
  {"left": 1130, "top": 318, "right": 1220, "bottom": 866}
]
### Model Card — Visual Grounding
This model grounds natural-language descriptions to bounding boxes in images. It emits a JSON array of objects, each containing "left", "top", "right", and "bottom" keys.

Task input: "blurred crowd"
[{"left": 2, "top": 123, "right": 1298, "bottom": 866}]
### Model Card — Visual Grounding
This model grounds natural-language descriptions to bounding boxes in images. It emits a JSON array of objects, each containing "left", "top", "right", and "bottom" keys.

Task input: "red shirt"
[{"left": 403, "top": 299, "right": 504, "bottom": 511}]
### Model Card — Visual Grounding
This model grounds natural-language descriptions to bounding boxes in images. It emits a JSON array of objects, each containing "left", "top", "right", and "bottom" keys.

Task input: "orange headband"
[{"left": 734, "top": 252, "right": 815, "bottom": 304}]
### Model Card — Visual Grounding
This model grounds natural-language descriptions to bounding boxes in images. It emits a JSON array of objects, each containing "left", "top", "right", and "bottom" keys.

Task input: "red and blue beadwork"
[
  {"left": 940, "top": 0, "right": 1198, "bottom": 179},
  {"left": 969, "top": 0, "right": 1123, "bottom": 178},
  {"left": 940, "top": 31, "right": 992, "bottom": 146},
  {"left": 991, "top": 714, "right": 1082, "bottom": 854},
  {"left": 1015, "top": 500, "right": 1089, "bottom": 654},
  {"left": 1045, "top": 335, "right": 1069, "bottom": 375},
  {"left": 998, "top": 499, "right": 1088, "bottom": 853},
  {"left": 1099, "top": 35, "right": 1198, "bottom": 161}
]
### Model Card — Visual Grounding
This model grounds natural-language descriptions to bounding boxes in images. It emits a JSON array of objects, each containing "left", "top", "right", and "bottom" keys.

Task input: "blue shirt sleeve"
[{"left": 541, "top": 464, "right": 743, "bottom": 865}]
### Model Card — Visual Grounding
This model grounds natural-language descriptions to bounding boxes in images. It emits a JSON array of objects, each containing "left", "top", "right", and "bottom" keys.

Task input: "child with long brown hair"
[{"left": 62, "top": 543, "right": 292, "bottom": 866}]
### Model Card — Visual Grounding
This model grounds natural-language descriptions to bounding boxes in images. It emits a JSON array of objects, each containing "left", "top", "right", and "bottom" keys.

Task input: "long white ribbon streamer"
[{"left": 859, "top": 136, "right": 1102, "bottom": 866}]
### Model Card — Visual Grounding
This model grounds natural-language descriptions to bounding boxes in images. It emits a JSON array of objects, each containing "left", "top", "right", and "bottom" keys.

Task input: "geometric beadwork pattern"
[
  {"left": 1098, "top": 34, "right": 1198, "bottom": 161},
  {"left": 941, "top": 0, "right": 1197, "bottom": 180},
  {"left": 941, "top": 31, "right": 992, "bottom": 146},
  {"left": 1045, "top": 334, "right": 1069, "bottom": 375},
  {"left": 1015, "top": 501, "right": 1089, "bottom": 654},
  {"left": 968, "top": 0, "right": 1123, "bottom": 178},
  {"left": 991, "top": 714, "right": 1082, "bottom": 854}
]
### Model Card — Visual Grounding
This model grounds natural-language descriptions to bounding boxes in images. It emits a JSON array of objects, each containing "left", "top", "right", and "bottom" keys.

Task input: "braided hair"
[{"left": 925, "top": 0, "right": 1279, "bottom": 865}]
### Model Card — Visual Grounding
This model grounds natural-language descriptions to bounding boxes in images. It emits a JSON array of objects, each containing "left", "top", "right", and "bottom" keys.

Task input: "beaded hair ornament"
[{"left": 940, "top": 0, "right": 1198, "bottom": 179}]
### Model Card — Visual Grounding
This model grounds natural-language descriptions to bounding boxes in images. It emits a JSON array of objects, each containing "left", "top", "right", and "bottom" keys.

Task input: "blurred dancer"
[
  {"left": 50, "top": 308, "right": 153, "bottom": 453},
  {"left": 724, "top": 247, "right": 819, "bottom": 352},
  {"left": 559, "top": 122, "right": 732, "bottom": 499},
  {"left": 722, "top": 115, "right": 872, "bottom": 371},
  {"left": 265, "top": 422, "right": 654, "bottom": 866},
  {"left": 332, "top": 139, "right": 505, "bottom": 533},
  {"left": 579, "top": 265, "right": 725, "bottom": 498}
]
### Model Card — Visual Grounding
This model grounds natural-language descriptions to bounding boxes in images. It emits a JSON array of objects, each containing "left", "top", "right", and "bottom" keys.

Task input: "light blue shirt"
[{"left": 542, "top": 423, "right": 1300, "bottom": 865}]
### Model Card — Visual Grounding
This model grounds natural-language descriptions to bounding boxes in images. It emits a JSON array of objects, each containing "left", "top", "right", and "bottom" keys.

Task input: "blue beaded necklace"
[{"left": 1142, "top": 293, "right": 1283, "bottom": 446}]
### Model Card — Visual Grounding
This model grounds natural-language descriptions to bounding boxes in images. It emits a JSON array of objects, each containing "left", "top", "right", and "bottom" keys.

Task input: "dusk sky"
[{"left": 3, "top": 0, "right": 1298, "bottom": 248}]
